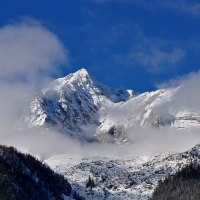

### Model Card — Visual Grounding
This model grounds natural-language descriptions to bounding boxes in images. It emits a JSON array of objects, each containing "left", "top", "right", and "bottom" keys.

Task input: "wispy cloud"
[
  {"left": 94, "top": 0, "right": 200, "bottom": 17},
  {"left": 81, "top": 21, "right": 187, "bottom": 74},
  {"left": 113, "top": 30, "right": 186, "bottom": 74},
  {"left": 165, "top": 0, "right": 200, "bottom": 17}
]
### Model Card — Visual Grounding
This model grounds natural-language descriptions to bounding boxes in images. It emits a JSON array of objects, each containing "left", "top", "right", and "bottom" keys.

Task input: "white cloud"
[
  {"left": 0, "top": 19, "right": 68, "bottom": 83},
  {"left": 0, "top": 18, "right": 68, "bottom": 140},
  {"left": 130, "top": 39, "right": 185, "bottom": 73},
  {"left": 157, "top": 70, "right": 200, "bottom": 113}
]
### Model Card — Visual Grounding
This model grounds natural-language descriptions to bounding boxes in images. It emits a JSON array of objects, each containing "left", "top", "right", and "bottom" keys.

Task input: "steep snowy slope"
[
  {"left": 97, "top": 86, "right": 200, "bottom": 143},
  {"left": 45, "top": 144, "right": 200, "bottom": 200},
  {"left": 23, "top": 68, "right": 133, "bottom": 141},
  {"left": 23, "top": 68, "right": 200, "bottom": 143}
]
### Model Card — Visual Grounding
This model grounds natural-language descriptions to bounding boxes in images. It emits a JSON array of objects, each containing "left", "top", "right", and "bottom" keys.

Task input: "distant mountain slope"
[
  {"left": 46, "top": 144, "right": 200, "bottom": 200},
  {"left": 23, "top": 68, "right": 200, "bottom": 143},
  {"left": 152, "top": 162, "right": 200, "bottom": 200},
  {"left": 0, "top": 145, "right": 83, "bottom": 200}
]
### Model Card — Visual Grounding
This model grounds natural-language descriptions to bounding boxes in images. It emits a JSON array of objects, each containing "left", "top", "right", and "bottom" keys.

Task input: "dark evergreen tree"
[
  {"left": 152, "top": 162, "right": 200, "bottom": 200},
  {"left": 0, "top": 145, "right": 84, "bottom": 200},
  {"left": 86, "top": 175, "right": 95, "bottom": 195}
]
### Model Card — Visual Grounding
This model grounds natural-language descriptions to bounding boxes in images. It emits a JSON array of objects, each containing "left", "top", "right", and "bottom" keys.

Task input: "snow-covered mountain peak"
[
  {"left": 41, "top": 68, "right": 134, "bottom": 106},
  {"left": 24, "top": 69, "right": 134, "bottom": 140},
  {"left": 46, "top": 68, "right": 95, "bottom": 92},
  {"left": 23, "top": 68, "right": 200, "bottom": 143},
  {"left": 62, "top": 68, "right": 91, "bottom": 84},
  {"left": 72, "top": 67, "right": 90, "bottom": 78}
]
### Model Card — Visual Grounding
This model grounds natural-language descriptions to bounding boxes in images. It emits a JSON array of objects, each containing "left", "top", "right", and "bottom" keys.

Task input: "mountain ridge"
[{"left": 23, "top": 68, "right": 200, "bottom": 143}]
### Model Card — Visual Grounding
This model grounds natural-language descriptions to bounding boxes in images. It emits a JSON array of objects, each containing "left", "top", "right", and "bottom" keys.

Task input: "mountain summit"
[
  {"left": 24, "top": 68, "right": 133, "bottom": 142},
  {"left": 23, "top": 69, "right": 200, "bottom": 143}
]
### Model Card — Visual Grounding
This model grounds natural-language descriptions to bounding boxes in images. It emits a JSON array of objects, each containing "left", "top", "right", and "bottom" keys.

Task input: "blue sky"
[{"left": 0, "top": 0, "right": 200, "bottom": 92}]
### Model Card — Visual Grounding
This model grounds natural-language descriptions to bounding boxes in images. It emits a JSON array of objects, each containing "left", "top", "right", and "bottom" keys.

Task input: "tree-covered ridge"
[
  {"left": 152, "top": 162, "right": 200, "bottom": 200},
  {"left": 0, "top": 145, "right": 73, "bottom": 200}
]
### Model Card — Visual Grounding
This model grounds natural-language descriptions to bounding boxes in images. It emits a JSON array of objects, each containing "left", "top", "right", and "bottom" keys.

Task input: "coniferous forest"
[{"left": 152, "top": 162, "right": 200, "bottom": 200}]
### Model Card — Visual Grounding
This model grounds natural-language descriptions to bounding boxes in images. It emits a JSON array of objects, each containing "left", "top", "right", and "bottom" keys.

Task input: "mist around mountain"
[
  {"left": 17, "top": 68, "right": 199, "bottom": 199},
  {"left": 22, "top": 68, "right": 200, "bottom": 145},
  {"left": 0, "top": 68, "right": 200, "bottom": 160},
  {"left": 0, "top": 68, "right": 199, "bottom": 200}
]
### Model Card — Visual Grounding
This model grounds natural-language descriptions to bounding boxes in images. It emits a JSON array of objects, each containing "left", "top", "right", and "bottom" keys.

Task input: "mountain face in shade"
[
  {"left": 23, "top": 68, "right": 200, "bottom": 143},
  {"left": 0, "top": 145, "right": 84, "bottom": 200}
]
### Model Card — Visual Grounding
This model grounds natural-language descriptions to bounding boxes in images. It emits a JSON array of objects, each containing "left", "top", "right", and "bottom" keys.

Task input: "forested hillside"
[
  {"left": 0, "top": 145, "right": 83, "bottom": 200},
  {"left": 152, "top": 162, "right": 200, "bottom": 200}
]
